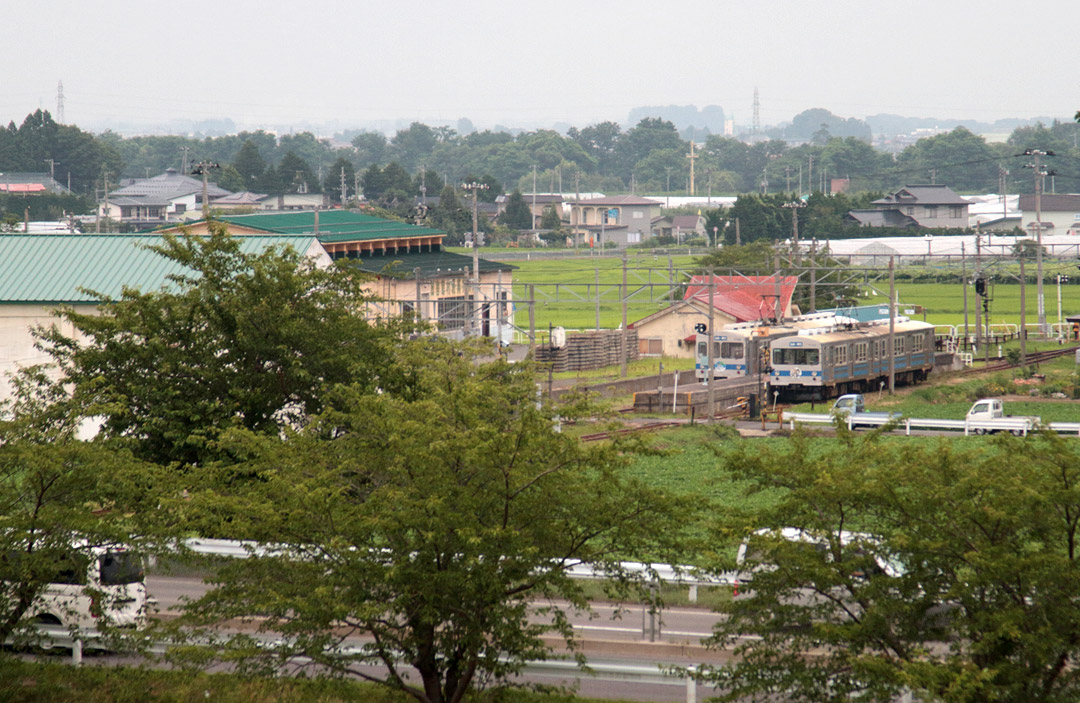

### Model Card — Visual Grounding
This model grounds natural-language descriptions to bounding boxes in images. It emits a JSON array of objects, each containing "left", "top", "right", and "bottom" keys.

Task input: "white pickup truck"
[{"left": 965, "top": 399, "right": 1040, "bottom": 435}]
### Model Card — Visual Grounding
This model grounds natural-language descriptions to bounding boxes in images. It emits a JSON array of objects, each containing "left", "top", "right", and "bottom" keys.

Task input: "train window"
[
  {"left": 713, "top": 341, "right": 722, "bottom": 358},
  {"left": 773, "top": 348, "right": 820, "bottom": 365},
  {"left": 697, "top": 341, "right": 707, "bottom": 357},
  {"left": 893, "top": 337, "right": 906, "bottom": 356},
  {"left": 854, "top": 343, "right": 868, "bottom": 362},
  {"left": 721, "top": 342, "right": 743, "bottom": 359},
  {"left": 913, "top": 334, "right": 926, "bottom": 352},
  {"left": 835, "top": 345, "right": 848, "bottom": 364}
]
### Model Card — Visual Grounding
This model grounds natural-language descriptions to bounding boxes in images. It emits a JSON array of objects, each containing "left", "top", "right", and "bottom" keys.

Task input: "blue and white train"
[
  {"left": 768, "top": 318, "right": 936, "bottom": 400},
  {"left": 694, "top": 313, "right": 849, "bottom": 382}
]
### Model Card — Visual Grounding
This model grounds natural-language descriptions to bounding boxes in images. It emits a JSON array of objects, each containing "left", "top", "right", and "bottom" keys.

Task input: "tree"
[
  {"left": 278, "top": 151, "right": 319, "bottom": 193},
  {"left": 702, "top": 430, "right": 1080, "bottom": 703},
  {"left": 214, "top": 164, "right": 245, "bottom": 193},
  {"left": 231, "top": 139, "right": 267, "bottom": 191},
  {"left": 166, "top": 341, "right": 690, "bottom": 703},
  {"left": 323, "top": 156, "right": 356, "bottom": 202},
  {"left": 351, "top": 131, "right": 388, "bottom": 171},
  {"left": 0, "top": 375, "right": 154, "bottom": 646},
  {"left": 498, "top": 189, "right": 532, "bottom": 230},
  {"left": 34, "top": 224, "right": 403, "bottom": 467},
  {"left": 615, "top": 117, "right": 686, "bottom": 179}
]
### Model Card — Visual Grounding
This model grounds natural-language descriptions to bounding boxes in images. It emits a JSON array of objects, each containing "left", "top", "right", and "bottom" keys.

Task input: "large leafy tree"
[
  {"left": 35, "top": 224, "right": 403, "bottom": 466},
  {"left": 702, "top": 430, "right": 1080, "bottom": 703},
  {"left": 167, "top": 341, "right": 691, "bottom": 703}
]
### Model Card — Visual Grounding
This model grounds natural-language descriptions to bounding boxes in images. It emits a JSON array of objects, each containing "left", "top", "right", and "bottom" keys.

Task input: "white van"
[{"left": 17, "top": 545, "right": 148, "bottom": 630}]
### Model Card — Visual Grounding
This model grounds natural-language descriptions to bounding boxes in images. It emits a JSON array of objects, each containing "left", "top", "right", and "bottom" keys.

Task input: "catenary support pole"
[{"left": 888, "top": 256, "right": 896, "bottom": 394}]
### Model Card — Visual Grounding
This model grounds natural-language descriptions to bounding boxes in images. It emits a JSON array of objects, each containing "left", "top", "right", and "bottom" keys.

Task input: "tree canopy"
[
  {"left": 34, "top": 224, "right": 403, "bottom": 466},
  {"left": 703, "top": 429, "right": 1080, "bottom": 703},
  {"left": 164, "top": 341, "right": 691, "bottom": 703}
]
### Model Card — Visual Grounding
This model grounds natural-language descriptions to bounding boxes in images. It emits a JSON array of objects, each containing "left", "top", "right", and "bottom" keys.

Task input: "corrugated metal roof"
[
  {"left": 0, "top": 234, "right": 318, "bottom": 303},
  {"left": 348, "top": 250, "right": 516, "bottom": 279},
  {"left": 215, "top": 210, "right": 445, "bottom": 241}
]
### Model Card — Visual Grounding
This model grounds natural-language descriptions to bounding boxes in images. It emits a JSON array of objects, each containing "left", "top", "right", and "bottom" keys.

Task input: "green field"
[
  {"left": 498, "top": 252, "right": 1080, "bottom": 335},
  {"left": 506, "top": 252, "right": 697, "bottom": 332}
]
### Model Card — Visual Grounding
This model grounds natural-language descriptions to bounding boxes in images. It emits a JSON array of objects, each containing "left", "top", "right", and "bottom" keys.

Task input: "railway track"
[
  {"left": 959, "top": 345, "right": 1080, "bottom": 375},
  {"left": 581, "top": 407, "right": 747, "bottom": 442}
]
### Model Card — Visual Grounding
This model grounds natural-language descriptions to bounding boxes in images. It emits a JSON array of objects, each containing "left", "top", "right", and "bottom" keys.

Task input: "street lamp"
[{"left": 461, "top": 181, "right": 490, "bottom": 337}]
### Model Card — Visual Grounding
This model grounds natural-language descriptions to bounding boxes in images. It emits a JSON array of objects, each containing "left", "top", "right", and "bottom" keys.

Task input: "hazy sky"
[{"left": 4, "top": 0, "right": 1078, "bottom": 133}]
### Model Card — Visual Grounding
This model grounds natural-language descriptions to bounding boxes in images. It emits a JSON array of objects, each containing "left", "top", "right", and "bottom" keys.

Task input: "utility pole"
[
  {"left": 179, "top": 146, "right": 191, "bottom": 175},
  {"left": 807, "top": 155, "right": 813, "bottom": 194},
  {"left": 773, "top": 251, "right": 783, "bottom": 323},
  {"left": 532, "top": 165, "right": 538, "bottom": 242},
  {"left": 961, "top": 242, "right": 969, "bottom": 344},
  {"left": 706, "top": 267, "right": 715, "bottom": 422},
  {"left": 595, "top": 267, "right": 601, "bottom": 331},
  {"left": 888, "top": 256, "right": 896, "bottom": 394},
  {"left": 340, "top": 167, "right": 347, "bottom": 205},
  {"left": 1023, "top": 149, "right": 1055, "bottom": 335},
  {"left": 461, "top": 180, "right": 489, "bottom": 336},
  {"left": 735, "top": 217, "right": 741, "bottom": 246},
  {"left": 974, "top": 235, "right": 982, "bottom": 356},
  {"left": 44, "top": 159, "right": 59, "bottom": 182},
  {"left": 782, "top": 201, "right": 805, "bottom": 264},
  {"left": 192, "top": 161, "right": 219, "bottom": 216},
  {"left": 809, "top": 239, "right": 817, "bottom": 313},
  {"left": 621, "top": 254, "right": 629, "bottom": 378},
  {"left": 665, "top": 167, "right": 672, "bottom": 207},
  {"left": 686, "top": 140, "right": 697, "bottom": 195},
  {"left": 1019, "top": 255, "right": 1027, "bottom": 366}
]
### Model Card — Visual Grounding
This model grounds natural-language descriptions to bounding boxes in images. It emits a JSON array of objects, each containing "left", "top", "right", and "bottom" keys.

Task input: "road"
[{"left": 144, "top": 575, "right": 732, "bottom": 701}]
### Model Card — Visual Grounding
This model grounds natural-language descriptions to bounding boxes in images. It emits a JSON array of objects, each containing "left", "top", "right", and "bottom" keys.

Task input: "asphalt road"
[{"left": 143, "top": 575, "right": 732, "bottom": 701}]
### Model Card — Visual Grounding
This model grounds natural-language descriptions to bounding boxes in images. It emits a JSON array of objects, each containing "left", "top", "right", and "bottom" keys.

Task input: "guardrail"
[
  {"left": 183, "top": 538, "right": 737, "bottom": 602},
  {"left": 26, "top": 626, "right": 704, "bottom": 700},
  {"left": 784, "top": 412, "right": 1076, "bottom": 436}
]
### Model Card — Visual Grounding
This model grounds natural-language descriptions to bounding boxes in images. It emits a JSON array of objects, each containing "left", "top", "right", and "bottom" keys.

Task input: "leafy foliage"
[
  {"left": 704, "top": 430, "right": 1080, "bottom": 703},
  {"left": 34, "top": 224, "right": 403, "bottom": 466},
  {"left": 165, "top": 341, "right": 692, "bottom": 703}
]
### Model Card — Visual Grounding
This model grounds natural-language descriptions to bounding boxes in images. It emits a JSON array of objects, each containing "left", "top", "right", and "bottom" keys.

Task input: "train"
[
  {"left": 694, "top": 312, "right": 849, "bottom": 382},
  {"left": 695, "top": 314, "right": 936, "bottom": 401},
  {"left": 768, "top": 318, "right": 935, "bottom": 400}
]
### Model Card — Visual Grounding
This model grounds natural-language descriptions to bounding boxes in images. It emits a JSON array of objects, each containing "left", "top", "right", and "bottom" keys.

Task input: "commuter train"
[
  {"left": 768, "top": 318, "right": 936, "bottom": 400},
  {"left": 694, "top": 312, "right": 849, "bottom": 382}
]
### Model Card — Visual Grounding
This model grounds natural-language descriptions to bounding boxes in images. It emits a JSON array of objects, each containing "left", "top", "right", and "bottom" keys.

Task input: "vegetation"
[
  {"left": 701, "top": 429, "right": 1080, "bottom": 703},
  {"left": 157, "top": 341, "right": 692, "bottom": 703}
]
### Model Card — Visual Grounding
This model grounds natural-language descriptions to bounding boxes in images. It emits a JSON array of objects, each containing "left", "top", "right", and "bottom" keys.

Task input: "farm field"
[
  {"left": 495, "top": 251, "right": 1080, "bottom": 336},
  {"left": 505, "top": 252, "right": 697, "bottom": 331}
]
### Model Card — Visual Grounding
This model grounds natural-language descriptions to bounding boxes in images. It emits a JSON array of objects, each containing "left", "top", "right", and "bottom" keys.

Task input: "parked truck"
[
  {"left": 830, "top": 394, "right": 903, "bottom": 429},
  {"left": 965, "top": 399, "right": 1040, "bottom": 435}
]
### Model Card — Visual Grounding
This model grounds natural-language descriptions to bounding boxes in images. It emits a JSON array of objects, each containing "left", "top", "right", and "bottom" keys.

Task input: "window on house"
[
  {"left": 906, "top": 207, "right": 914, "bottom": 216},
  {"left": 950, "top": 206, "right": 963, "bottom": 218},
  {"left": 925, "top": 205, "right": 938, "bottom": 217},
  {"left": 633, "top": 210, "right": 644, "bottom": 219},
  {"left": 627, "top": 232, "right": 641, "bottom": 243}
]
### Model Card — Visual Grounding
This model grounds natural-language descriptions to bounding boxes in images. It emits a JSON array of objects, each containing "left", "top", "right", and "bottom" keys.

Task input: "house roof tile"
[{"left": 683, "top": 275, "right": 797, "bottom": 322}]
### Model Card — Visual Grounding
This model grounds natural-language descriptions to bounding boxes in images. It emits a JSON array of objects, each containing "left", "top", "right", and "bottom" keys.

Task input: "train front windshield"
[
  {"left": 99, "top": 551, "right": 143, "bottom": 586},
  {"left": 773, "top": 348, "right": 819, "bottom": 365}
]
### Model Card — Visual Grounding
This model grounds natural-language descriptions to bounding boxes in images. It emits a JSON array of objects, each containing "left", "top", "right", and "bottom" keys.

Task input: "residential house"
[
  {"left": 651, "top": 214, "right": 706, "bottom": 242},
  {"left": 629, "top": 275, "right": 798, "bottom": 357},
  {"left": 495, "top": 193, "right": 565, "bottom": 229},
  {"left": 568, "top": 195, "right": 663, "bottom": 249},
  {"left": 846, "top": 184, "right": 969, "bottom": 229},
  {"left": 100, "top": 168, "right": 232, "bottom": 227},
  {"left": 1017, "top": 193, "right": 1080, "bottom": 236},
  {"left": 165, "top": 210, "right": 517, "bottom": 339}
]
